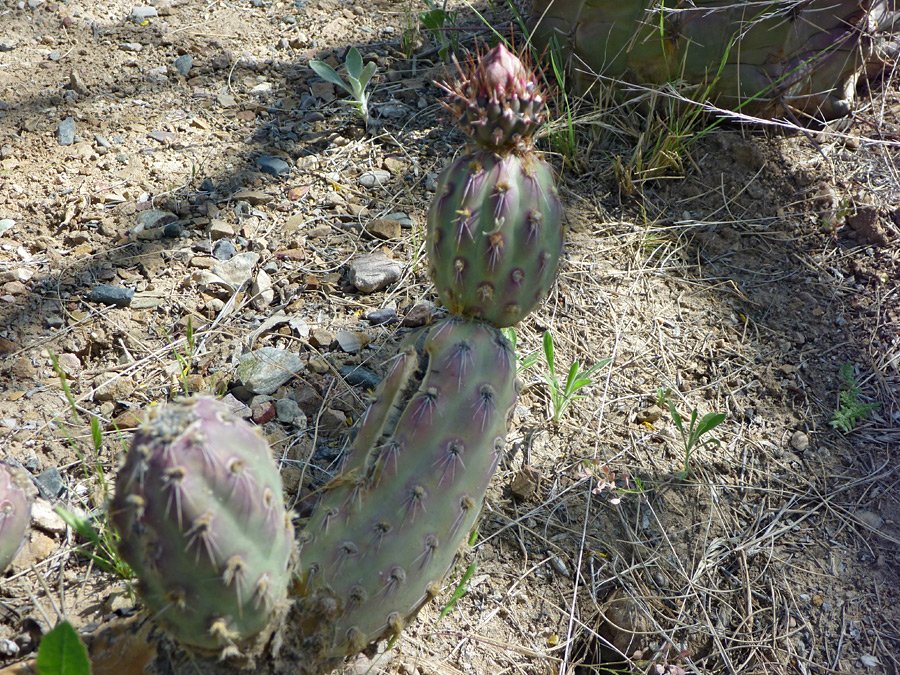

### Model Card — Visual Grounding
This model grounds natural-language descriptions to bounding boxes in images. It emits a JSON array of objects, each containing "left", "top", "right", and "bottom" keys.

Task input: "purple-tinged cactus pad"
[
  {"left": 110, "top": 397, "right": 294, "bottom": 655},
  {"left": 0, "top": 462, "right": 33, "bottom": 574},
  {"left": 289, "top": 318, "right": 517, "bottom": 674}
]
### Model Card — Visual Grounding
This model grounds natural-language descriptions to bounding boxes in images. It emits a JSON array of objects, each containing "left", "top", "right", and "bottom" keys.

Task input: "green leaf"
[
  {"left": 345, "top": 47, "right": 363, "bottom": 81},
  {"left": 89, "top": 416, "right": 102, "bottom": 452},
  {"left": 696, "top": 412, "right": 726, "bottom": 436},
  {"left": 308, "top": 60, "right": 352, "bottom": 93},
  {"left": 37, "top": 621, "right": 91, "bottom": 675},
  {"left": 357, "top": 61, "right": 376, "bottom": 90},
  {"left": 542, "top": 331, "right": 555, "bottom": 378}
]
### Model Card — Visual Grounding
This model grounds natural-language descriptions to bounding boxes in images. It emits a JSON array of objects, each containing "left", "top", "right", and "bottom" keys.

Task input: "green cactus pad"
[
  {"left": 0, "top": 462, "right": 33, "bottom": 574},
  {"left": 290, "top": 318, "right": 517, "bottom": 673},
  {"left": 427, "top": 150, "right": 564, "bottom": 327},
  {"left": 110, "top": 397, "right": 294, "bottom": 655}
]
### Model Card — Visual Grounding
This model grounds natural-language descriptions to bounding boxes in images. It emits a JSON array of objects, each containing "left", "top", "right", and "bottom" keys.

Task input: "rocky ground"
[{"left": 0, "top": 0, "right": 899, "bottom": 674}]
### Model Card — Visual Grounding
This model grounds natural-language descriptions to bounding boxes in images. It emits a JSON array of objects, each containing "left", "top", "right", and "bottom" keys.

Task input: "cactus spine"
[
  {"left": 110, "top": 397, "right": 294, "bottom": 656},
  {"left": 0, "top": 462, "right": 33, "bottom": 575}
]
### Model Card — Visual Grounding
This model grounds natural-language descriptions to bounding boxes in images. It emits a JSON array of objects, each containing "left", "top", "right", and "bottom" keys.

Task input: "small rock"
[
  {"left": 401, "top": 302, "right": 434, "bottom": 327},
  {"left": 336, "top": 330, "right": 368, "bottom": 353},
  {"left": 251, "top": 270, "right": 275, "bottom": 309},
  {"left": 358, "top": 170, "right": 390, "bottom": 188},
  {"left": 309, "top": 328, "right": 334, "bottom": 349},
  {"left": 148, "top": 130, "right": 178, "bottom": 145},
  {"left": 57, "top": 117, "right": 76, "bottom": 146},
  {"left": 275, "top": 398, "right": 305, "bottom": 426},
  {"left": 173, "top": 54, "right": 193, "bottom": 76},
  {"left": 108, "top": 409, "right": 143, "bottom": 431},
  {"left": 320, "top": 408, "right": 348, "bottom": 434},
  {"left": 15, "top": 531, "right": 57, "bottom": 568},
  {"left": 93, "top": 374, "right": 135, "bottom": 402},
  {"left": 251, "top": 399, "right": 276, "bottom": 424},
  {"left": 87, "top": 284, "right": 134, "bottom": 307},
  {"left": 366, "top": 218, "right": 402, "bottom": 240},
  {"left": 365, "top": 308, "right": 398, "bottom": 325},
  {"left": 510, "top": 466, "right": 541, "bottom": 501},
  {"left": 31, "top": 499, "right": 66, "bottom": 534},
  {"left": 130, "top": 6, "right": 158, "bottom": 21},
  {"left": 0, "top": 39, "right": 18, "bottom": 52},
  {"left": 256, "top": 156, "right": 290, "bottom": 177},
  {"left": 231, "top": 189, "right": 274, "bottom": 205},
  {"left": 635, "top": 405, "right": 663, "bottom": 424},
  {"left": 135, "top": 209, "right": 177, "bottom": 231},
  {"left": 209, "top": 219, "right": 234, "bottom": 241},
  {"left": 790, "top": 430, "right": 810, "bottom": 452},
  {"left": 35, "top": 467, "right": 65, "bottom": 499},
  {"left": 236, "top": 347, "right": 303, "bottom": 395},
  {"left": 69, "top": 70, "right": 89, "bottom": 95},
  {"left": 348, "top": 254, "right": 402, "bottom": 293},
  {"left": 119, "top": 42, "right": 144, "bottom": 52},
  {"left": 339, "top": 365, "right": 381, "bottom": 389},
  {"left": 212, "top": 251, "right": 259, "bottom": 290}
]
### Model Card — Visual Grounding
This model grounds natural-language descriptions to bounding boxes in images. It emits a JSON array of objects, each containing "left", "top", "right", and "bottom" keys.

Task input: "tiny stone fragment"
[
  {"left": 57, "top": 117, "right": 76, "bottom": 146},
  {"left": 635, "top": 405, "right": 663, "bottom": 424},
  {"left": 790, "top": 430, "right": 810, "bottom": 452},
  {"left": 510, "top": 466, "right": 541, "bottom": 501}
]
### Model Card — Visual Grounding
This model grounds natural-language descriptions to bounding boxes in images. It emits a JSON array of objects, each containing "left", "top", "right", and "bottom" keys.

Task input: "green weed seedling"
[
  {"left": 419, "top": 0, "right": 459, "bottom": 63},
  {"left": 667, "top": 401, "right": 725, "bottom": 480},
  {"left": 830, "top": 362, "right": 880, "bottom": 433},
  {"left": 36, "top": 621, "right": 91, "bottom": 675},
  {"left": 309, "top": 47, "right": 377, "bottom": 126},
  {"left": 438, "top": 526, "right": 480, "bottom": 621},
  {"left": 50, "top": 354, "right": 131, "bottom": 578},
  {"left": 541, "top": 331, "right": 609, "bottom": 423}
]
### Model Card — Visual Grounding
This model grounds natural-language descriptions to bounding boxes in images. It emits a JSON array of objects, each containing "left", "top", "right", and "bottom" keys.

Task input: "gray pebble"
[
  {"left": 340, "top": 365, "right": 380, "bottom": 390},
  {"left": 94, "top": 133, "right": 111, "bottom": 148},
  {"left": 365, "top": 307, "right": 398, "bottom": 325},
  {"left": 256, "top": 155, "right": 289, "bottom": 177},
  {"left": 212, "top": 239, "right": 236, "bottom": 260},
  {"left": 358, "top": 170, "right": 390, "bottom": 188},
  {"left": 163, "top": 222, "right": 182, "bottom": 238},
  {"left": 35, "top": 467, "right": 64, "bottom": 499},
  {"left": 57, "top": 117, "right": 76, "bottom": 146},
  {"left": 275, "top": 398, "right": 302, "bottom": 424},
  {"left": 790, "top": 430, "right": 810, "bottom": 452},
  {"left": 135, "top": 209, "right": 177, "bottom": 230},
  {"left": 87, "top": 284, "right": 134, "bottom": 307},
  {"left": 212, "top": 251, "right": 259, "bottom": 289},
  {"left": 236, "top": 347, "right": 303, "bottom": 395},
  {"left": 173, "top": 54, "right": 193, "bottom": 76},
  {"left": 348, "top": 253, "right": 402, "bottom": 293}
]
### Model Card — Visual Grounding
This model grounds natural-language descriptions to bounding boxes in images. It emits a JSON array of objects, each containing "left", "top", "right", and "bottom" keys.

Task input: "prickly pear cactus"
[
  {"left": 0, "top": 462, "right": 33, "bottom": 574},
  {"left": 428, "top": 150, "right": 564, "bottom": 327},
  {"left": 289, "top": 318, "right": 517, "bottom": 674},
  {"left": 110, "top": 397, "right": 294, "bottom": 655},
  {"left": 428, "top": 44, "right": 564, "bottom": 328}
]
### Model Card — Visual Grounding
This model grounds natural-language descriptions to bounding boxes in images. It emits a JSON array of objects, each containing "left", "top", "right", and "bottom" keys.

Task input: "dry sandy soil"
[{"left": 0, "top": 1, "right": 899, "bottom": 674}]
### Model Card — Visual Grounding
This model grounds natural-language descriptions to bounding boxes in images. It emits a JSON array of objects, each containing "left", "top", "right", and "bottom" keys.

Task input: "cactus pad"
[
  {"left": 0, "top": 462, "right": 33, "bottom": 574},
  {"left": 110, "top": 397, "right": 294, "bottom": 655}
]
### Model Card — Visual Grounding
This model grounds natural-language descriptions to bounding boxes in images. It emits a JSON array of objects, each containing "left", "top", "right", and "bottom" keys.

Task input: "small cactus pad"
[
  {"left": 427, "top": 150, "right": 564, "bottom": 327},
  {"left": 290, "top": 318, "right": 517, "bottom": 673},
  {"left": 0, "top": 462, "right": 33, "bottom": 574},
  {"left": 110, "top": 397, "right": 294, "bottom": 654}
]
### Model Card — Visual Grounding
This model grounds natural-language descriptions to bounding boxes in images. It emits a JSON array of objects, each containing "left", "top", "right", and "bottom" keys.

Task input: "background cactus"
[
  {"left": 528, "top": 0, "right": 900, "bottom": 119},
  {"left": 0, "top": 462, "right": 33, "bottom": 575},
  {"left": 110, "top": 397, "right": 294, "bottom": 656},
  {"left": 289, "top": 318, "right": 517, "bottom": 674},
  {"left": 427, "top": 44, "right": 564, "bottom": 327}
]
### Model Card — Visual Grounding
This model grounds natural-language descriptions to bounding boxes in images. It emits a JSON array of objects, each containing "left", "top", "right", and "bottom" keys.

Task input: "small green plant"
[
  {"left": 36, "top": 621, "right": 91, "bottom": 675},
  {"left": 654, "top": 386, "right": 673, "bottom": 408},
  {"left": 830, "top": 362, "right": 880, "bottom": 433},
  {"left": 667, "top": 401, "right": 725, "bottom": 479},
  {"left": 419, "top": 0, "right": 459, "bottom": 63},
  {"left": 49, "top": 354, "right": 131, "bottom": 578},
  {"left": 500, "top": 327, "right": 541, "bottom": 376},
  {"left": 541, "top": 330, "right": 609, "bottom": 423},
  {"left": 309, "top": 47, "right": 377, "bottom": 126},
  {"left": 438, "top": 526, "right": 480, "bottom": 621}
]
